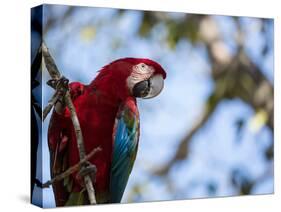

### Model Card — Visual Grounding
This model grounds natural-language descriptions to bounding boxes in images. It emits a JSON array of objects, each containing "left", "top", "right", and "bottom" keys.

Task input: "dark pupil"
[{"left": 141, "top": 64, "right": 145, "bottom": 68}]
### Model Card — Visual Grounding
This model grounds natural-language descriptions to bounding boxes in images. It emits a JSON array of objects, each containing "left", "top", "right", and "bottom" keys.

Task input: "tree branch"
[
  {"left": 153, "top": 16, "right": 273, "bottom": 176},
  {"left": 42, "top": 89, "right": 60, "bottom": 120},
  {"left": 42, "top": 147, "right": 102, "bottom": 188},
  {"left": 42, "top": 42, "right": 97, "bottom": 204}
]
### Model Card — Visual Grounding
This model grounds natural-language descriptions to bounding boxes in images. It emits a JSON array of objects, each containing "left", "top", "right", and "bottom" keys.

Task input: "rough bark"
[
  {"left": 42, "top": 147, "right": 101, "bottom": 188},
  {"left": 41, "top": 42, "right": 97, "bottom": 204}
]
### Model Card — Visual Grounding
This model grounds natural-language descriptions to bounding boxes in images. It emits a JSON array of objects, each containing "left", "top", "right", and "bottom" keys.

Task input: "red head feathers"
[{"left": 91, "top": 58, "right": 166, "bottom": 101}]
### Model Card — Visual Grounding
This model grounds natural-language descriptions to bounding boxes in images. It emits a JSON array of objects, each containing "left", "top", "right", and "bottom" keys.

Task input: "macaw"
[{"left": 48, "top": 58, "right": 166, "bottom": 206}]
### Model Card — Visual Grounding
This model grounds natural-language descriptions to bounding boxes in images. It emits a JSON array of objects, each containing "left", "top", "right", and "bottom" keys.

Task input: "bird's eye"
[{"left": 141, "top": 63, "right": 146, "bottom": 68}]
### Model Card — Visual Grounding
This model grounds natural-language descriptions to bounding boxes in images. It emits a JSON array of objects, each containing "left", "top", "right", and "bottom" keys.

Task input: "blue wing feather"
[{"left": 109, "top": 101, "right": 139, "bottom": 203}]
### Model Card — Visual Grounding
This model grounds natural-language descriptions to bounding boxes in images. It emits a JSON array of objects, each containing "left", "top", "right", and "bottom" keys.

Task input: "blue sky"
[{"left": 32, "top": 5, "right": 274, "bottom": 207}]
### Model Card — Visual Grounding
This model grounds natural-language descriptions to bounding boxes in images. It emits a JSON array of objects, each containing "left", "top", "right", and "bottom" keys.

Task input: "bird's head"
[{"left": 95, "top": 58, "right": 166, "bottom": 100}]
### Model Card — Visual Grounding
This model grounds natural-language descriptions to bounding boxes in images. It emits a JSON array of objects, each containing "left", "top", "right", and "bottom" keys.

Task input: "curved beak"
[{"left": 132, "top": 74, "right": 164, "bottom": 99}]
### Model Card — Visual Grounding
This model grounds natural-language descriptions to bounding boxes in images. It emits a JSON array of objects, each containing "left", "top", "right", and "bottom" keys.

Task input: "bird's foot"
[
  {"left": 46, "top": 76, "right": 69, "bottom": 113},
  {"left": 47, "top": 76, "right": 69, "bottom": 101},
  {"left": 76, "top": 161, "right": 97, "bottom": 187},
  {"left": 47, "top": 76, "right": 69, "bottom": 91}
]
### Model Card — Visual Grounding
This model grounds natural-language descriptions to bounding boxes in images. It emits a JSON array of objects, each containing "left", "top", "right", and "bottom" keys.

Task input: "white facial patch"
[{"left": 127, "top": 63, "right": 154, "bottom": 93}]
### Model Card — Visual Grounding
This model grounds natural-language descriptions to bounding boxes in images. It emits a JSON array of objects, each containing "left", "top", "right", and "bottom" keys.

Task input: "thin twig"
[
  {"left": 42, "top": 90, "right": 60, "bottom": 120},
  {"left": 64, "top": 92, "right": 98, "bottom": 204},
  {"left": 41, "top": 42, "right": 97, "bottom": 204},
  {"left": 42, "top": 147, "right": 102, "bottom": 188},
  {"left": 41, "top": 43, "right": 61, "bottom": 79}
]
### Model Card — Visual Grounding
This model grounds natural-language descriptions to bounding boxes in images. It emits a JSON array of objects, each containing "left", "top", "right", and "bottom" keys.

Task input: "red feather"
[{"left": 48, "top": 58, "right": 166, "bottom": 205}]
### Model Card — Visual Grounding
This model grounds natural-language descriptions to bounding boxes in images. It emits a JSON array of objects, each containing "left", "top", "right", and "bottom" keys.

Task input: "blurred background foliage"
[{"left": 31, "top": 5, "right": 274, "bottom": 207}]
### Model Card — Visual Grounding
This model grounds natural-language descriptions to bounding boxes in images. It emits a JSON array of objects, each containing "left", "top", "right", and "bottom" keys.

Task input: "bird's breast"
[{"left": 68, "top": 91, "right": 119, "bottom": 197}]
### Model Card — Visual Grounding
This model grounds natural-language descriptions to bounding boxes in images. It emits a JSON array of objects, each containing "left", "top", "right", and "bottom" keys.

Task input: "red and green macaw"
[{"left": 48, "top": 58, "right": 166, "bottom": 206}]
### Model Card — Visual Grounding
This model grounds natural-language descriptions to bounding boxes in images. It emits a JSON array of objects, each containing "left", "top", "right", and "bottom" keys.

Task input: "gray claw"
[{"left": 78, "top": 162, "right": 97, "bottom": 183}]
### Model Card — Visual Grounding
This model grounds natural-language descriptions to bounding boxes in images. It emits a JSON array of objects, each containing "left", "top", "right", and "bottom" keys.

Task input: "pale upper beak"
[{"left": 132, "top": 74, "right": 164, "bottom": 99}]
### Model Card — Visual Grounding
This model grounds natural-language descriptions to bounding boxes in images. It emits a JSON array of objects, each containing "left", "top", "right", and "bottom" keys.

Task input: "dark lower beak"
[{"left": 132, "top": 79, "right": 150, "bottom": 98}]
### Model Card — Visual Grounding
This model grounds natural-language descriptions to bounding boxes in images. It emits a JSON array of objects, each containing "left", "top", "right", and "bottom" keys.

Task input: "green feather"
[{"left": 109, "top": 101, "right": 139, "bottom": 203}]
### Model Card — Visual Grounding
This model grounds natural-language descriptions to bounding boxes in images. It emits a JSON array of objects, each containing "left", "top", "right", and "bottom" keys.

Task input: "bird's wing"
[
  {"left": 48, "top": 82, "right": 85, "bottom": 206},
  {"left": 109, "top": 98, "right": 140, "bottom": 203}
]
